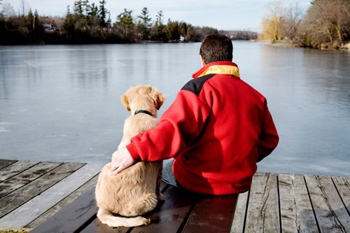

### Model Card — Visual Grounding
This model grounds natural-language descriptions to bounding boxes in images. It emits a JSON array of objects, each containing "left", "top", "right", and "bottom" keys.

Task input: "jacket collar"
[{"left": 192, "top": 61, "right": 240, "bottom": 79}]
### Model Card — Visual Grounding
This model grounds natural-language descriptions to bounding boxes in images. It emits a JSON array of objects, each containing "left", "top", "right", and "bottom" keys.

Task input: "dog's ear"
[
  {"left": 120, "top": 92, "right": 131, "bottom": 111},
  {"left": 150, "top": 87, "right": 165, "bottom": 110}
]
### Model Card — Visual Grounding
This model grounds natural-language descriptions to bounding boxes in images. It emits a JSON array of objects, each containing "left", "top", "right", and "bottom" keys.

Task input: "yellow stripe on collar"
[{"left": 198, "top": 65, "right": 240, "bottom": 78}]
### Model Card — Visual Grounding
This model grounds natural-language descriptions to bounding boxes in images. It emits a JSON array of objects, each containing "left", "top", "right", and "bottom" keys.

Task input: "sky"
[{"left": 6, "top": 0, "right": 312, "bottom": 32}]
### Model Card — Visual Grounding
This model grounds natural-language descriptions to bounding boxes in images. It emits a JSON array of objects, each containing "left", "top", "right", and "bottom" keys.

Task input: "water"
[{"left": 1, "top": 42, "right": 350, "bottom": 177}]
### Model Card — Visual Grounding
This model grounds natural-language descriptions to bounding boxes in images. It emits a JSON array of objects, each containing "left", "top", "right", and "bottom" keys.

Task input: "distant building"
[{"left": 43, "top": 23, "right": 56, "bottom": 32}]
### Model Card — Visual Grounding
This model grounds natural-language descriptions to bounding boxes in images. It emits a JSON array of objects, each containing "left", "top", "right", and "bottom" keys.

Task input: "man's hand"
[{"left": 111, "top": 147, "right": 135, "bottom": 175}]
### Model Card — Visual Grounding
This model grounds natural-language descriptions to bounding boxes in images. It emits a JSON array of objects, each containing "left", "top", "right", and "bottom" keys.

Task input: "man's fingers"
[{"left": 112, "top": 166, "right": 123, "bottom": 175}]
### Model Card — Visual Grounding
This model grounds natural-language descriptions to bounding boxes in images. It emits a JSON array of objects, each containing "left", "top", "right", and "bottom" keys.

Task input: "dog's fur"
[{"left": 95, "top": 85, "right": 165, "bottom": 228}]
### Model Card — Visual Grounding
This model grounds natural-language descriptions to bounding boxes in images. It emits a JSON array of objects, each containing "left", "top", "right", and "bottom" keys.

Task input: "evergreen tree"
[
  {"left": 115, "top": 8, "right": 134, "bottom": 38},
  {"left": 137, "top": 7, "right": 152, "bottom": 40},
  {"left": 26, "top": 8, "right": 34, "bottom": 30},
  {"left": 153, "top": 11, "right": 167, "bottom": 42},
  {"left": 167, "top": 19, "right": 180, "bottom": 41},
  {"left": 98, "top": 0, "right": 107, "bottom": 27},
  {"left": 74, "top": 0, "right": 84, "bottom": 18}
]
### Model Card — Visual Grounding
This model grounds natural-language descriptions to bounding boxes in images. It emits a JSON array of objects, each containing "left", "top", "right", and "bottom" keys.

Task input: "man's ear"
[
  {"left": 120, "top": 93, "right": 131, "bottom": 111},
  {"left": 200, "top": 55, "right": 206, "bottom": 67}
]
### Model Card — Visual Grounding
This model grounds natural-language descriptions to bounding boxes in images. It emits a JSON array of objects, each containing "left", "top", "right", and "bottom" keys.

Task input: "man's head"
[{"left": 199, "top": 34, "right": 233, "bottom": 65}]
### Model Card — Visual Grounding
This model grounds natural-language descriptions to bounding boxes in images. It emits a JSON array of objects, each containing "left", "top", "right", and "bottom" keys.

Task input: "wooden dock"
[{"left": 0, "top": 159, "right": 350, "bottom": 232}]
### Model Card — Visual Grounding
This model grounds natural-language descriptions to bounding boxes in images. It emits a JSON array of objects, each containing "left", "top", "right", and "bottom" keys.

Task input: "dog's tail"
[{"left": 97, "top": 208, "right": 151, "bottom": 227}]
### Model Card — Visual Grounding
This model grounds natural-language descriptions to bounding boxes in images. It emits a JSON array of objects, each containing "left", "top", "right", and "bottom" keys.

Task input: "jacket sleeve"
[
  {"left": 126, "top": 90, "right": 210, "bottom": 162},
  {"left": 257, "top": 100, "right": 279, "bottom": 162}
]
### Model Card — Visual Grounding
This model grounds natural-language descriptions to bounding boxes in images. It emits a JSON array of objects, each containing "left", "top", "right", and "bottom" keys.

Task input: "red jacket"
[{"left": 127, "top": 61, "right": 279, "bottom": 195}]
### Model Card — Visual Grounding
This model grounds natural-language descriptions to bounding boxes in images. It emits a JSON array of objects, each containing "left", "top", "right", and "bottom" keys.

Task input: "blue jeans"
[{"left": 161, "top": 159, "right": 183, "bottom": 188}]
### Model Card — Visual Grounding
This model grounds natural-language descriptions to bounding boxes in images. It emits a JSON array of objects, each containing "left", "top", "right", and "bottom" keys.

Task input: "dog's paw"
[{"left": 158, "top": 193, "right": 165, "bottom": 201}]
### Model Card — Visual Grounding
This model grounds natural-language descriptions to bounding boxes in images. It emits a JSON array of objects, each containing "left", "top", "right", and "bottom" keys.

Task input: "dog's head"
[{"left": 121, "top": 85, "right": 165, "bottom": 116}]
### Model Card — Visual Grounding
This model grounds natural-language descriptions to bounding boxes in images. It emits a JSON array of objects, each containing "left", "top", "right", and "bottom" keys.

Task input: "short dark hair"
[{"left": 199, "top": 34, "right": 233, "bottom": 64}]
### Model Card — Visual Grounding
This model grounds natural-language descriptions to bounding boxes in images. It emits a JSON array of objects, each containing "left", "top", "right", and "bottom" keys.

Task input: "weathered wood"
[
  {"left": 0, "top": 162, "right": 84, "bottom": 219},
  {"left": 332, "top": 176, "right": 350, "bottom": 215},
  {"left": 182, "top": 194, "right": 238, "bottom": 233},
  {"left": 245, "top": 172, "right": 280, "bottom": 232},
  {"left": 130, "top": 185, "right": 196, "bottom": 233},
  {"left": 30, "top": 187, "right": 97, "bottom": 233},
  {"left": 278, "top": 173, "right": 318, "bottom": 233},
  {"left": 0, "top": 163, "right": 103, "bottom": 228},
  {"left": 230, "top": 191, "right": 249, "bottom": 233},
  {"left": 0, "top": 159, "right": 17, "bottom": 170},
  {"left": 0, "top": 161, "right": 62, "bottom": 198},
  {"left": 305, "top": 175, "right": 350, "bottom": 232},
  {"left": 3, "top": 163, "right": 349, "bottom": 233},
  {"left": 26, "top": 175, "right": 99, "bottom": 229},
  {"left": 0, "top": 160, "right": 39, "bottom": 182}
]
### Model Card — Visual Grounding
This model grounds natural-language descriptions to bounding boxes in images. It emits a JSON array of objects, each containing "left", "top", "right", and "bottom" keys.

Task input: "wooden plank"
[
  {"left": 182, "top": 194, "right": 238, "bottom": 233},
  {"left": 31, "top": 187, "right": 97, "bottom": 233},
  {"left": 26, "top": 175, "right": 99, "bottom": 229},
  {"left": 0, "top": 160, "right": 39, "bottom": 182},
  {"left": 130, "top": 185, "right": 196, "bottom": 233},
  {"left": 0, "top": 161, "right": 62, "bottom": 198},
  {"left": 305, "top": 175, "right": 350, "bottom": 232},
  {"left": 0, "top": 162, "right": 84, "bottom": 219},
  {"left": 244, "top": 172, "right": 280, "bottom": 232},
  {"left": 230, "top": 191, "right": 249, "bottom": 233},
  {"left": 278, "top": 174, "right": 318, "bottom": 233},
  {"left": 0, "top": 163, "right": 103, "bottom": 228},
  {"left": 80, "top": 183, "right": 170, "bottom": 233},
  {"left": 0, "top": 159, "right": 17, "bottom": 170},
  {"left": 332, "top": 176, "right": 350, "bottom": 215}
]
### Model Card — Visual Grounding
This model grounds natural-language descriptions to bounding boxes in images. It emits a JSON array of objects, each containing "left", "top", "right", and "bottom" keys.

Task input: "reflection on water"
[{"left": 0, "top": 42, "right": 349, "bottom": 177}]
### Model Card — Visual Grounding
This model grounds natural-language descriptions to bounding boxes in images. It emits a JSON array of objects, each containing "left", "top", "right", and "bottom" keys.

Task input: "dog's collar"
[{"left": 134, "top": 110, "right": 153, "bottom": 116}]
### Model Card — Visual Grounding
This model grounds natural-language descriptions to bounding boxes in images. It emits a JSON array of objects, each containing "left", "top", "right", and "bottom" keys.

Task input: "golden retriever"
[{"left": 95, "top": 85, "right": 165, "bottom": 227}]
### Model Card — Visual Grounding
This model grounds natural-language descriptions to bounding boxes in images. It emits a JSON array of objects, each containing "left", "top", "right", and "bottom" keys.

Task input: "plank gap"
[
  {"left": 331, "top": 177, "right": 350, "bottom": 217},
  {"left": 276, "top": 174, "right": 282, "bottom": 233},
  {"left": 176, "top": 197, "right": 197, "bottom": 233},
  {"left": 303, "top": 175, "right": 321, "bottom": 233}
]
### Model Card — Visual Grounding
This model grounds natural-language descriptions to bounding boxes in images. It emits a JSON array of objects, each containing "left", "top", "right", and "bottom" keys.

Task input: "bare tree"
[
  {"left": 302, "top": 0, "right": 350, "bottom": 47},
  {"left": 19, "top": 0, "right": 29, "bottom": 17},
  {"left": 282, "top": 2, "right": 303, "bottom": 40},
  {"left": 1, "top": 1, "right": 16, "bottom": 18},
  {"left": 259, "top": 1, "right": 286, "bottom": 41}
]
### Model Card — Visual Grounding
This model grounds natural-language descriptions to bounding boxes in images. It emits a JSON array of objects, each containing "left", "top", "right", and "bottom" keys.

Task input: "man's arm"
[
  {"left": 257, "top": 100, "right": 279, "bottom": 162},
  {"left": 111, "top": 90, "right": 210, "bottom": 173}
]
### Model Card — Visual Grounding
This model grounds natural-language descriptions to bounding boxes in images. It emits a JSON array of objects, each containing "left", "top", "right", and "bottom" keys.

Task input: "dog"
[{"left": 95, "top": 85, "right": 165, "bottom": 228}]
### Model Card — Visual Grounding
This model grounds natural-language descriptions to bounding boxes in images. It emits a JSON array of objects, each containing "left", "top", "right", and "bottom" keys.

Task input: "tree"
[
  {"left": 186, "top": 24, "right": 195, "bottom": 42},
  {"left": 151, "top": 10, "right": 167, "bottom": 41},
  {"left": 115, "top": 8, "right": 135, "bottom": 38},
  {"left": 98, "top": 0, "right": 107, "bottom": 27},
  {"left": 260, "top": 1, "right": 286, "bottom": 41},
  {"left": 167, "top": 19, "right": 180, "bottom": 41},
  {"left": 301, "top": 0, "right": 350, "bottom": 47},
  {"left": 87, "top": 2, "right": 99, "bottom": 26},
  {"left": 26, "top": 8, "right": 33, "bottom": 30},
  {"left": 137, "top": 7, "right": 152, "bottom": 40},
  {"left": 73, "top": 0, "right": 84, "bottom": 18},
  {"left": 19, "top": 0, "right": 30, "bottom": 27},
  {"left": 179, "top": 22, "right": 187, "bottom": 39},
  {"left": 281, "top": 2, "right": 303, "bottom": 41},
  {"left": 2, "top": 1, "right": 16, "bottom": 18}
]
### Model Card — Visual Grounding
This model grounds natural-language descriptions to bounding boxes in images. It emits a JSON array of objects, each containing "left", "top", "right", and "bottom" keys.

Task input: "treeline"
[
  {"left": 224, "top": 30, "right": 258, "bottom": 40},
  {"left": 0, "top": 0, "right": 220, "bottom": 45},
  {"left": 259, "top": 0, "right": 350, "bottom": 49}
]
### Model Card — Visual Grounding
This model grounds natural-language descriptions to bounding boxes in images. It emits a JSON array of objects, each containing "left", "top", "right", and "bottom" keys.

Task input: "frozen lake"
[{"left": 1, "top": 42, "right": 350, "bottom": 177}]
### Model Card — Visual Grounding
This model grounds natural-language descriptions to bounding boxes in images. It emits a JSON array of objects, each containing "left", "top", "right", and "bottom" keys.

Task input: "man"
[{"left": 111, "top": 34, "right": 279, "bottom": 195}]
